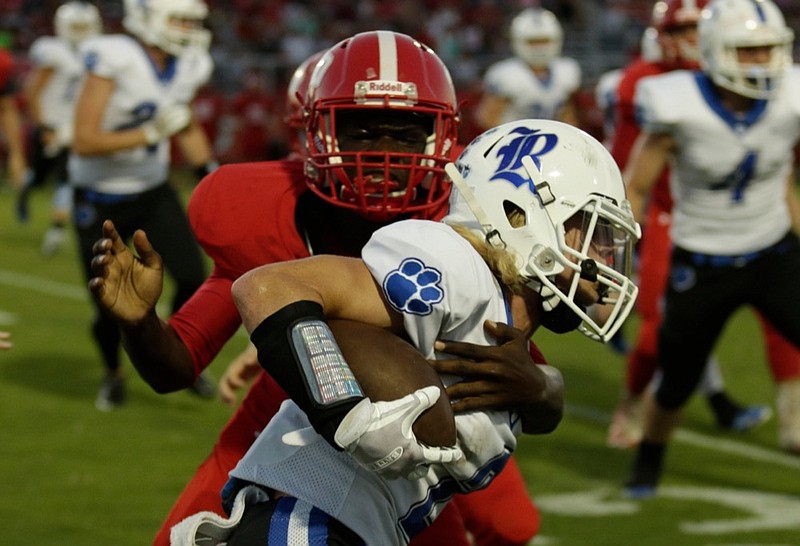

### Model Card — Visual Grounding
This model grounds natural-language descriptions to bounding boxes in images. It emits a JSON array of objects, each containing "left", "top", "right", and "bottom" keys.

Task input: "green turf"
[{"left": 1, "top": 180, "right": 798, "bottom": 545}]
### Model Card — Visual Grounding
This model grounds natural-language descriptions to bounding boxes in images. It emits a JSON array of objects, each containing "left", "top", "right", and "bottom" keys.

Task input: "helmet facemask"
[
  {"left": 699, "top": 0, "right": 794, "bottom": 100},
  {"left": 123, "top": 0, "right": 211, "bottom": 56},
  {"left": 302, "top": 31, "right": 460, "bottom": 223},
  {"left": 306, "top": 106, "right": 456, "bottom": 222},
  {"left": 510, "top": 8, "right": 563, "bottom": 68},
  {"left": 527, "top": 188, "right": 639, "bottom": 342},
  {"left": 55, "top": 1, "right": 101, "bottom": 47},
  {"left": 708, "top": 41, "right": 792, "bottom": 99}
]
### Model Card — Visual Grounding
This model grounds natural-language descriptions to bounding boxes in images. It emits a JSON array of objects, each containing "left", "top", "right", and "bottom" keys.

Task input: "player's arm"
[
  {"left": 73, "top": 73, "right": 145, "bottom": 154},
  {"left": 232, "top": 255, "right": 463, "bottom": 479},
  {"left": 174, "top": 117, "right": 217, "bottom": 179},
  {"left": 234, "top": 254, "right": 395, "bottom": 334},
  {"left": 73, "top": 73, "right": 190, "bottom": 155},
  {"left": 0, "top": 93, "right": 26, "bottom": 189},
  {"left": 475, "top": 93, "right": 509, "bottom": 131},
  {"left": 623, "top": 130, "right": 674, "bottom": 223},
  {"left": 785, "top": 163, "right": 800, "bottom": 236},
  {"left": 22, "top": 65, "right": 52, "bottom": 127},
  {"left": 557, "top": 92, "right": 580, "bottom": 127},
  {"left": 89, "top": 220, "right": 198, "bottom": 392},
  {"left": 430, "top": 320, "right": 564, "bottom": 434}
]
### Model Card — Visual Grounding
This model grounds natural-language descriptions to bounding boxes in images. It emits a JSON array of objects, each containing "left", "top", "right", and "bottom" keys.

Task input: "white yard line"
[{"left": 0, "top": 269, "right": 87, "bottom": 301}]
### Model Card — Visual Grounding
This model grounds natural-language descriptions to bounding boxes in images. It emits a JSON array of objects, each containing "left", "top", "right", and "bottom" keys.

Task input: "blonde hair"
[{"left": 447, "top": 220, "right": 528, "bottom": 295}]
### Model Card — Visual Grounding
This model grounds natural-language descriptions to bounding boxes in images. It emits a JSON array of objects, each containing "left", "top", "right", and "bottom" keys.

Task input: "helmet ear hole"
[{"left": 503, "top": 201, "right": 526, "bottom": 228}]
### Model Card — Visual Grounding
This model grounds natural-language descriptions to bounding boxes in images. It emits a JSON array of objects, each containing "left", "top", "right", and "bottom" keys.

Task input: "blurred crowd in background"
[{"left": 2, "top": 0, "right": 796, "bottom": 166}]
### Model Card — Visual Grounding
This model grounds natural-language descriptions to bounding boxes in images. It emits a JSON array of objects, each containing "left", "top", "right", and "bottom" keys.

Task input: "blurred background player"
[
  {"left": 89, "top": 32, "right": 546, "bottom": 546},
  {"left": 71, "top": 0, "right": 217, "bottom": 411},
  {"left": 595, "top": 26, "right": 661, "bottom": 152},
  {"left": 0, "top": 40, "right": 27, "bottom": 193},
  {"left": 476, "top": 7, "right": 581, "bottom": 131},
  {"left": 606, "top": 0, "right": 794, "bottom": 450},
  {"left": 18, "top": 1, "right": 101, "bottom": 256},
  {"left": 625, "top": 0, "right": 800, "bottom": 497}
]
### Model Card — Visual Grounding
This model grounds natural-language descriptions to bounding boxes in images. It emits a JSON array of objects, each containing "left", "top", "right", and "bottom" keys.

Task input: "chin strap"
[{"left": 444, "top": 162, "right": 504, "bottom": 248}]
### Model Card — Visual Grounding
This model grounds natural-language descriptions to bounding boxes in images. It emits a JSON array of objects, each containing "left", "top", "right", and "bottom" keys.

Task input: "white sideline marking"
[{"left": 0, "top": 269, "right": 87, "bottom": 301}]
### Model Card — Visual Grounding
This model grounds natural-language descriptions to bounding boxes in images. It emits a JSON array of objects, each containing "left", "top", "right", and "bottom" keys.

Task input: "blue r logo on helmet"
[{"left": 491, "top": 127, "right": 558, "bottom": 192}]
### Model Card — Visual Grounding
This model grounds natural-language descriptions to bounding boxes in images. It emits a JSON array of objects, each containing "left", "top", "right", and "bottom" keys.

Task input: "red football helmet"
[
  {"left": 651, "top": 0, "right": 709, "bottom": 67},
  {"left": 285, "top": 50, "right": 326, "bottom": 158},
  {"left": 304, "top": 31, "right": 460, "bottom": 222},
  {"left": 285, "top": 50, "right": 326, "bottom": 131}
]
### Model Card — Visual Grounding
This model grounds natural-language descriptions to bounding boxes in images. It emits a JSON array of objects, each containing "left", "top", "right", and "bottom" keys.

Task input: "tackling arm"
[
  {"left": 430, "top": 320, "right": 564, "bottom": 435},
  {"left": 89, "top": 220, "right": 198, "bottom": 392}
]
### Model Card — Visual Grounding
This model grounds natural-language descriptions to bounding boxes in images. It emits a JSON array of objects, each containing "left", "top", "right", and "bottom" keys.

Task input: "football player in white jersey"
[
  {"left": 170, "top": 119, "right": 640, "bottom": 545},
  {"left": 625, "top": 0, "right": 800, "bottom": 497},
  {"left": 72, "top": 0, "right": 217, "bottom": 411},
  {"left": 476, "top": 8, "right": 582, "bottom": 130},
  {"left": 20, "top": 1, "right": 101, "bottom": 256}
]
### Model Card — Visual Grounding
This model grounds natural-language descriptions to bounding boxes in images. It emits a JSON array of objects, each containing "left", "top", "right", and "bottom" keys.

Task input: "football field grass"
[{"left": 1, "top": 183, "right": 798, "bottom": 545}]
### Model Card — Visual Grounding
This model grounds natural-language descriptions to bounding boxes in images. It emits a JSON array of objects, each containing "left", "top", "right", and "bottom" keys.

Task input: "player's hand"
[
  {"left": 219, "top": 343, "right": 262, "bottom": 406},
  {"left": 143, "top": 104, "right": 191, "bottom": 144},
  {"left": 0, "top": 331, "right": 12, "bottom": 350},
  {"left": 430, "top": 320, "right": 563, "bottom": 431},
  {"left": 43, "top": 124, "right": 72, "bottom": 157},
  {"left": 334, "top": 386, "right": 463, "bottom": 480},
  {"left": 88, "top": 219, "right": 165, "bottom": 325}
]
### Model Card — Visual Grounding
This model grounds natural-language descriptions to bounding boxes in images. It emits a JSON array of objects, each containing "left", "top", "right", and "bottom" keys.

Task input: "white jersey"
[
  {"left": 635, "top": 68, "right": 800, "bottom": 255},
  {"left": 68, "top": 34, "right": 212, "bottom": 194},
  {"left": 28, "top": 36, "right": 84, "bottom": 137},
  {"left": 227, "top": 220, "right": 521, "bottom": 546},
  {"left": 482, "top": 56, "right": 581, "bottom": 122},
  {"left": 594, "top": 67, "right": 623, "bottom": 149}
]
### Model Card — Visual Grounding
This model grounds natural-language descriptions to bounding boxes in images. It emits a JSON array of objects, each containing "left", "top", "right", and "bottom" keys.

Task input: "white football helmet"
[
  {"left": 509, "top": 8, "right": 563, "bottom": 67},
  {"left": 54, "top": 1, "right": 101, "bottom": 47},
  {"left": 444, "top": 119, "right": 641, "bottom": 343},
  {"left": 698, "top": 0, "right": 794, "bottom": 99},
  {"left": 123, "top": 0, "right": 211, "bottom": 56}
]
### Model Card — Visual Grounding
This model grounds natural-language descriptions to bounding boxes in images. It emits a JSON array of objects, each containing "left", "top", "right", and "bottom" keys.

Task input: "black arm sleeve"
[{"left": 250, "top": 300, "right": 365, "bottom": 448}]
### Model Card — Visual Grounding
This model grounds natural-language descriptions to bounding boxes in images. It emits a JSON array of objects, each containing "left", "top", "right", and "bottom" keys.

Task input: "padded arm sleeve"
[{"left": 250, "top": 300, "right": 365, "bottom": 447}]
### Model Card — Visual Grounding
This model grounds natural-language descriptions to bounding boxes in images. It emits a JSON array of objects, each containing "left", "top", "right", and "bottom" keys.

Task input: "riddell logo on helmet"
[
  {"left": 364, "top": 80, "right": 405, "bottom": 95},
  {"left": 354, "top": 80, "right": 419, "bottom": 103}
]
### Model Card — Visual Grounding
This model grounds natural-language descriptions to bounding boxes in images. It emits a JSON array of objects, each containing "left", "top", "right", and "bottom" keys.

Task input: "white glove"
[
  {"left": 334, "top": 385, "right": 463, "bottom": 480},
  {"left": 143, "top": 104, "right": 191, "bottom": 145},
  {"left": 43, "top": 124, "right": 73, "bottom": 157}
]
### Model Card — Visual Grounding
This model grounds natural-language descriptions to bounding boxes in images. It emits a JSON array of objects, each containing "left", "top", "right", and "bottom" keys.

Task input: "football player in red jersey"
[
  {"left": 606, "top": 0, "right": 799, "bottom": 450},
  {"left": 90, "top": 32, "right": 549, "bottom": 546}
]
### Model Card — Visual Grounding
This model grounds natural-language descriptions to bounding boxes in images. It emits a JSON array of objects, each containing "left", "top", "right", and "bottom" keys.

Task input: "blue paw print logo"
[{"left": 384, "top": 258, "right": 444, "bottom": 316}]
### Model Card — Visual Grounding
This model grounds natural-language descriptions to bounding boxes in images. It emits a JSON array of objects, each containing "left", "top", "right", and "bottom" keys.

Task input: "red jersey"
[
  {"left": 169, "top": 160, "right": 309, "bottom": 374},
  {"left": 611, "top": 58, "right": 674, "bottom": 212}
]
